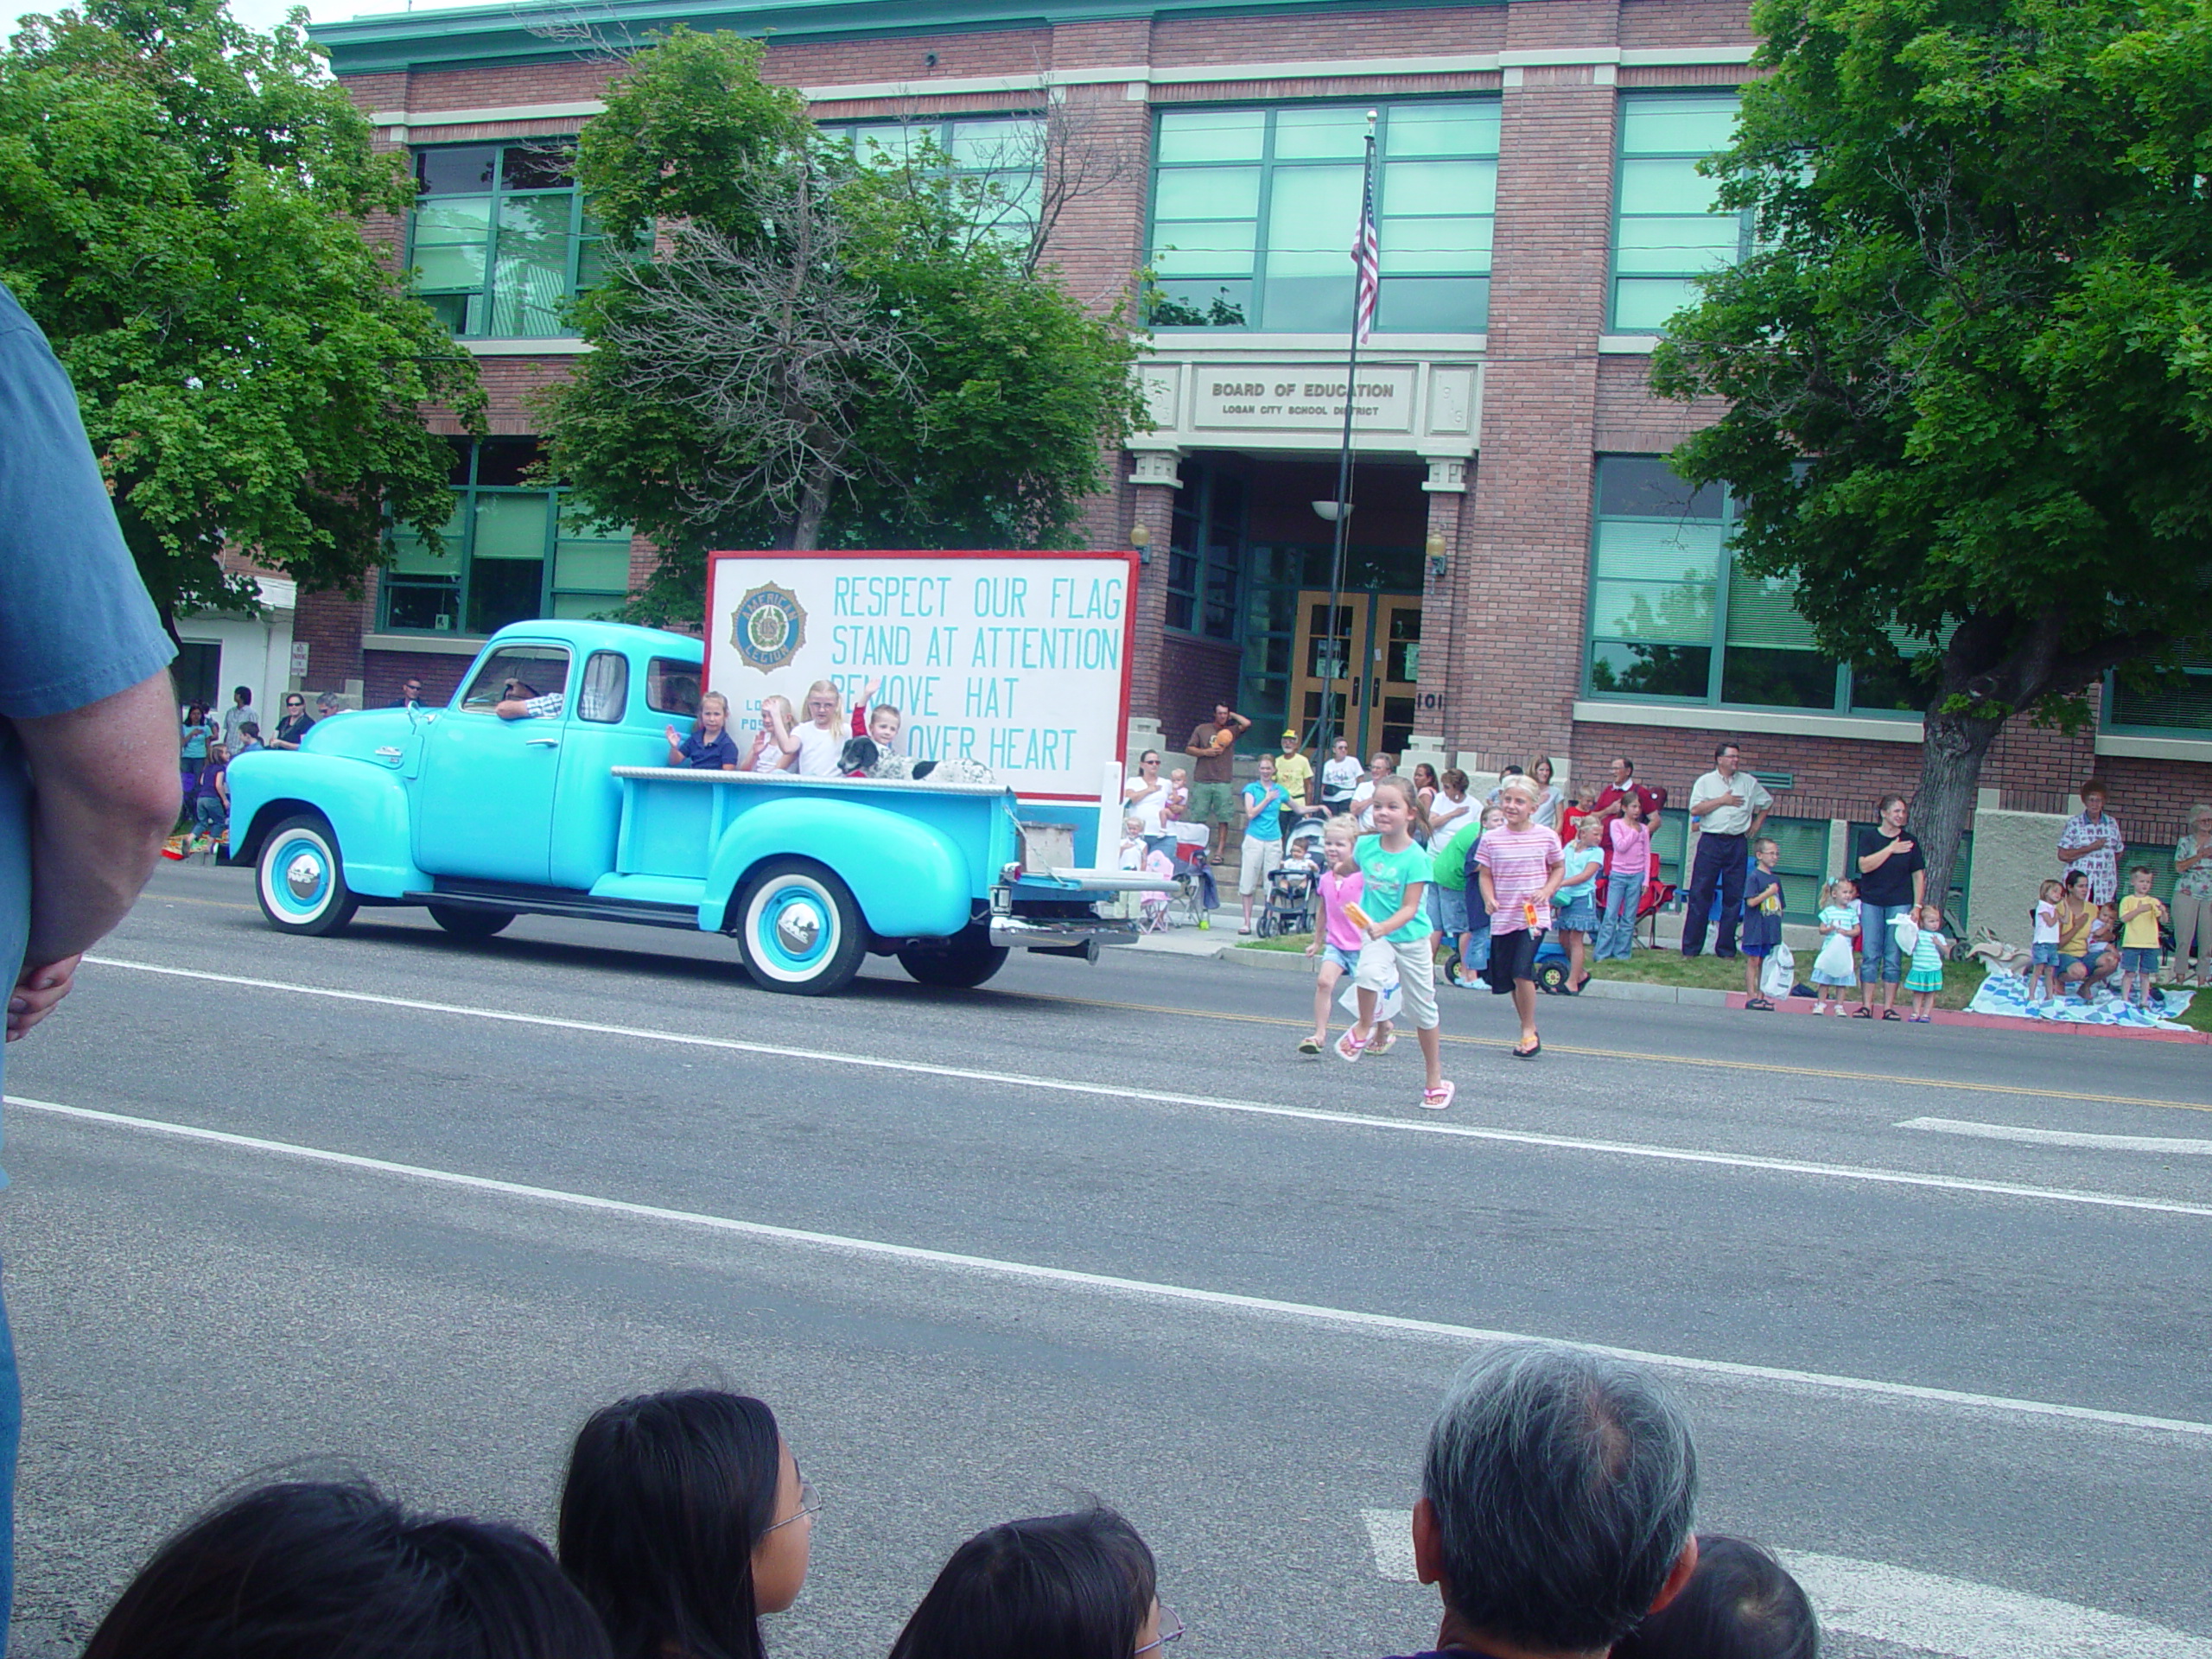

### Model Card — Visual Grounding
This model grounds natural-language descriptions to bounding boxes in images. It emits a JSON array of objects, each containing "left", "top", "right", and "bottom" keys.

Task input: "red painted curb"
[{"left": 1721, "top": 991, "right": 2212, "bottom": 1043}]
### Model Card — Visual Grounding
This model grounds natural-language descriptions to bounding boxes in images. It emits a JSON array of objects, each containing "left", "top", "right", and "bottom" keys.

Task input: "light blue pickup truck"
[{"left": 224, "top": 621, "right": 1146, "bottom": 995}]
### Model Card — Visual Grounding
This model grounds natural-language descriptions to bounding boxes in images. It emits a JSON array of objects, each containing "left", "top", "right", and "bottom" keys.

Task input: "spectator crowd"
[{"left": 77, "top": 1343, "right": 1819, "bottom": 1659}]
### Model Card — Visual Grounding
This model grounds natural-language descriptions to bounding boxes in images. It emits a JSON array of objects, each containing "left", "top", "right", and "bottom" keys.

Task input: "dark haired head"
[
  {"left": 2064, "top": 869, "right": 2090, "bottom": 893},
  {"left": 1714, "top": 741, "right": 1740, "bottom": 760},
  {"left": 1613, "top": 1535, "right": 1818, "bottom": 1659},
  {"left": 558, "top": 1390, "right": 793, "bottom": 1659},
  {"left": 233, "top": 685, "right": 252, "bottom": 702},
  {"left": 83, "top": 1480, "right": 608, "bottom": 1659},
  {"left": 888, "top": 1509, "right": 1157, "bottom": 1659}
]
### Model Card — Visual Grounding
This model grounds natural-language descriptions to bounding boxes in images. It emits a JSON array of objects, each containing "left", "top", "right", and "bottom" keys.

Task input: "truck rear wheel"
[
  {"left": 737, "top": 858, "right": 867, "bottom": 995},
  {"left": 897, "top": 926, "right": 1009, "bottom": 989},
  {"left": 428, "top": 905, "right": 516, "bottom": 939},
  {"left": 256, "top": 814, "right": 359, "bottom": 937}
]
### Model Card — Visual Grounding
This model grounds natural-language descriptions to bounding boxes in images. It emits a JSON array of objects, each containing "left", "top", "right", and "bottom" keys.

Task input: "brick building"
[{"left": 306, "top": 0, "right": 2212, "bottom": 927}]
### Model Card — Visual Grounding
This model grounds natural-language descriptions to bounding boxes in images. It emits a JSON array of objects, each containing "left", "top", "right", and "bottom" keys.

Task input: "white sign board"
[
  {"left": 289, "top": 641, "right": 310, "bottom": 676},
  {"left": 703, "top": 551, "right": 1138, "bottom": 801}
]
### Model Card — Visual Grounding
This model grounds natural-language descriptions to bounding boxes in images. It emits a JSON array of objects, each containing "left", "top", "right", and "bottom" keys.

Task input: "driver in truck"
[{"left": 495, "top": 678, "right": 563, "bottom": 721}]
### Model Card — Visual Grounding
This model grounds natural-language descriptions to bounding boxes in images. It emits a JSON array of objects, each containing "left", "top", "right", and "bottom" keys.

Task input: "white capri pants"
[
  {"left": 1238, "top": 832, "right": 1284, "bottom": 896},
  {"left": 1354, "top": 936, "right": 1440, "bottom": 1031}
]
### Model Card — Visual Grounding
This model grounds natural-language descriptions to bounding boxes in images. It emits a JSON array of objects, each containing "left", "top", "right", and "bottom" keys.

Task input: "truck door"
[{"left": 413, "top": 641, "right": 570, "bottom": 884}]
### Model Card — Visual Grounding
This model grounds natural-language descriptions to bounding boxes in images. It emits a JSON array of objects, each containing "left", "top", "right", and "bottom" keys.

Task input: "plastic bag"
[
  {"left": 1891, "top": 913, "right": 1920, "bottom": 957},
  {"left": 1813, "top": 931, "right": 1855, "bottom": 982},
  {"left": 1760, "top": 941, "right": 1795, "bottom": 1000}
]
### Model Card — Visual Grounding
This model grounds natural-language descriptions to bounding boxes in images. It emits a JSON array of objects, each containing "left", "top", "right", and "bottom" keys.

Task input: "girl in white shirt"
[
  {"left": 791, "top": 679, "right": 846, "bottom": 777},
  {"left": 2029, "top": 877, "right": 2063, "bottom": 1003}
]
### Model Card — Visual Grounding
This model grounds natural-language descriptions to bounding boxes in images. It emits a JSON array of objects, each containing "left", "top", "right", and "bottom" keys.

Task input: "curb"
[
  {"left": 1718, "top": 990, "right": 2212, "bottom": 1043},
  {"left": 1221, "top": 945, "right": 1328, "bottom": 974}
]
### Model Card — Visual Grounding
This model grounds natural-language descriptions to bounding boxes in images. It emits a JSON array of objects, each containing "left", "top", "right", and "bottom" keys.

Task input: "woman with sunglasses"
[
  {"left": 890, "top": 1508, "right": 1175, "bottom": 1659},
  {"left": 270, "top": 692, "right": 315, "bottom": 751},
  {"left": 558, "top": 1389, "right": 816, "bottom": 1659}
]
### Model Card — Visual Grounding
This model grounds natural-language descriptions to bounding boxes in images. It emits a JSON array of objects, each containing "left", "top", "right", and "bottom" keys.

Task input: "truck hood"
[{"left": 298, "top": 708, "right": 421, "bottom": 763}]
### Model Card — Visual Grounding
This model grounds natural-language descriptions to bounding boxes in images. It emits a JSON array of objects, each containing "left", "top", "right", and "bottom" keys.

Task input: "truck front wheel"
[
  {"left": 737, "top": 859, "right": 867, "bottom": 995},
  {"left": 897, "top": 927, "right": 1009, "bottom": 989},
  {"left": 256, "top": 814, "right": 359, "bottom": 937}
]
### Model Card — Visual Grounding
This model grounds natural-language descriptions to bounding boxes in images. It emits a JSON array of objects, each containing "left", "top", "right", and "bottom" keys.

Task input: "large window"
[
  {"left": 383, "top": 439, "right": 633, "bottom": 636},
  {"left": 838, "top": 116, "right": 1043, "bottom": 245},
  {"left": 2106, "top": 654, "right": 2212, "bottom": 735},
  {"left": 410, "top": 142, "right": 607, "bottom": 339},
  {"left": 1166, "top": 463, "right": 1246, "bottom": 639},
  {"left": 1147, "top": 99, "right": 1497, "bottom": 334},
  {"left": 1584, "top": 457, "right": 1926, "bottom": 715},
  {"left": 1610, "top": 92, "right": 1750, "bottom": 333}
]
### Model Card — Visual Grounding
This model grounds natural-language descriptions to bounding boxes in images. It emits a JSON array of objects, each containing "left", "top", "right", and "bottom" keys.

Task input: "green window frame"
[
  {"left": 382, "top": 438, "right": 633, "bottom": 637},
  {"left": 1166, "top": 462, "right": 1248, "bottom": 640},
  {"left": 836, "top": 115, "right": 1044, "bottom": 245},
  {"left": 1584, "top": 456, "right": 1929, "bottom": 715},
  {"left": 1610, "top": 92, "right": 1751, "bottom": 334},
  {"left": 2104, "top": 655, "right": 2212, "bottom": 737},
  {"left": 1147, "top": 98, "right": 1498, "bottom": 334},
  {"left": 409, "top": 141, "right": 606, "bottom": 340}
]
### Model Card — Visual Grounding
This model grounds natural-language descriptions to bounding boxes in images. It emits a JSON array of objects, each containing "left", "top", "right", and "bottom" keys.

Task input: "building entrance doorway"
[{"left": 1291, "top": 591, "right": 1421, "bottom": 760}]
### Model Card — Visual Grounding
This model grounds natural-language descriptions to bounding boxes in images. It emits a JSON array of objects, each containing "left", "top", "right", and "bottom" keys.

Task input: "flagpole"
[{"left": 1316, "top": 110, "right": 1379, "bottom": 772}]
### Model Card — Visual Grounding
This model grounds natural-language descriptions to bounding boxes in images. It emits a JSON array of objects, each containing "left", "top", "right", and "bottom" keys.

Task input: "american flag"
[{"left": 1351, "top": 163, "right": 1381, "bottom": 346}]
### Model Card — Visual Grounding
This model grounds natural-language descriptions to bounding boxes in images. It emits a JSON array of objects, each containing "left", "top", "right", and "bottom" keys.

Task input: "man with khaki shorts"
[{"left": 1185, "top": 702, "right": 1250, "bottom": 859}]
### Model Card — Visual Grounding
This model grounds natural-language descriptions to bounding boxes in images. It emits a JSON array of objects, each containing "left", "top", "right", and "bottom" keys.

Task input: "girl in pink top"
[
  {"left": 1593, "top": 789, "right": 1652, "bottom": 963},
  {"left": 1302, "top": 815, "right": 1383, "bottom": 1056}
]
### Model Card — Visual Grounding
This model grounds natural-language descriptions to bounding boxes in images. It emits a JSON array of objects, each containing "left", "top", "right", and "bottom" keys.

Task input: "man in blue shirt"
[{"left": 2, "top": 282, "right": 185, "bottom": 1643}]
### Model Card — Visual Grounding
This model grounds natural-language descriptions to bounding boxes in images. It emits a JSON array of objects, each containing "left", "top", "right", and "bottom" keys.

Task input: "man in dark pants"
[{"left": 1681, "top": 741, "right": 1772, "bottom": 958}]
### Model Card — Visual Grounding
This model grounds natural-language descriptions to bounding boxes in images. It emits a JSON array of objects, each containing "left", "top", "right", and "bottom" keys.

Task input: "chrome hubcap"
[
  {"left": 285, "top": 853, "right": 323, "bottom": 900},
  {"left": 774, "top": 905, "right": 821, "bottom": 955}
]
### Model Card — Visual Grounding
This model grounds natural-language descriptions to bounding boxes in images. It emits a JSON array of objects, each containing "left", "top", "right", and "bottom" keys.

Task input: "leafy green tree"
[
  {"left": 0, "top": 0, "right": 481, "bottom": 638},
  {"left": 539, "top": 29, "right": 1145, "bottom": 623},
  {"left": 1650, "top": 0, "right": 2212, "bottom": 902}
]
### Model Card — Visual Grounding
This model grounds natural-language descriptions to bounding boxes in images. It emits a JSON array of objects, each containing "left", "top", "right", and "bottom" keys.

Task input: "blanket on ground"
[{"left": 1966, "top": 969, "right": 2196, "bottom": 1031}]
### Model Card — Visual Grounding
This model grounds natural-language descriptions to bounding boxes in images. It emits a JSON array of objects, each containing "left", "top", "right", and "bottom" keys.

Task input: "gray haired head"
[{"left": 1422, "top": 1344, "right": 1697, "bottom": 1654}]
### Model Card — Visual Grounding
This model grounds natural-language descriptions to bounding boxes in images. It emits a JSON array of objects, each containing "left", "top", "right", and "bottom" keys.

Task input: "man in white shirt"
[
  {"left": 1681, "top": 741, "right": 1773, "bottom": 958},
  {"left": 1319, "top": 736, "right": 1362, "bottom": 814}
]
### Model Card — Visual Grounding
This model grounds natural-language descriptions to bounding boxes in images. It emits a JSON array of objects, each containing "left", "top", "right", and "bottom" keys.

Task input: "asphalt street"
[{"left": 4, "top": 861, "right": 2209, "bottom": 1658}]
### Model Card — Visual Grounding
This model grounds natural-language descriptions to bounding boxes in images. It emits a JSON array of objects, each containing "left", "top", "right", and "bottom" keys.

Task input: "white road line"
[
  {"left": 1361, "top": 1510, "right": 1420, "bottom": 1582},
  {"left": 1901, "top": 1116, "right": 2212, "bottom": 1155},
  {"left": 16, "top": 1091, "right": 2212, "bottom": 1441},
  {"left": 75, "top": 957, "right": 2212, "bottom": 1222},
  {"left": 1779, "top": 1549, "right": 2212, "bottom": 1659},
  {"left": 1357, "top": 1510, "right": 2212, "bottom": 1656}
]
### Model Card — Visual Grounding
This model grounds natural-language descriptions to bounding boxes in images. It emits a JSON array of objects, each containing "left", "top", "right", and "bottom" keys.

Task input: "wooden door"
[{"left": 1288, "top": 591, "right": 1421, "bottom": 759}]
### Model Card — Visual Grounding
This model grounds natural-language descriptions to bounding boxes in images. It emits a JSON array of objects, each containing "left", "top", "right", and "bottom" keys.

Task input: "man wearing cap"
[{"left": 1273, "top": 728, "right": 1315, "bottom": 837}]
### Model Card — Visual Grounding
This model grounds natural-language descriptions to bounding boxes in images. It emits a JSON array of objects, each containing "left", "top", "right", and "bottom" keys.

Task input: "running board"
[{"left": 402, "top": 887, "right": 702, "bottom": 932}]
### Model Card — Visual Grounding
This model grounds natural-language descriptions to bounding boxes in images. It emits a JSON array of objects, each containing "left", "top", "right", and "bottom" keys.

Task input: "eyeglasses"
[
  {"left": 765, "top": 1474, "right": 819, "bottom": 1533},
  {"left": 285, "top": 698, "right": 304, "bottom": 707},
  {"left": 1135, "top": 1605, "right": 1183, "bottom": 1655}
]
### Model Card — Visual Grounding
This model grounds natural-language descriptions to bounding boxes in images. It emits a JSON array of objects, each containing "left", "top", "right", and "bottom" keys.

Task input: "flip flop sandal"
[
  {"left": 1334, "top": 1028, "right": 1370, "bottom": 1064},
  {"left": 1745, "top": 997, "right": 1774, "bottom": 1011},
  {"left": 1421, "top": 1080, "right": 1457, "bottom": 1111},
  {"left": 1881, "top": 1007, "right": 1902, "bottom": 1020},
  {"left": 1297, "top": 1036, "right": 1324, "bottom": 1056},
  {"left": 1370, "top": 1028, "right": 1397, "bottom": 1055},
  {"left": 1511, "top": 1038, "right": 1542, "bottom": 1058},
  {"left": 1851, "top": 1007, "right": 1875, "bottom": 1019}
]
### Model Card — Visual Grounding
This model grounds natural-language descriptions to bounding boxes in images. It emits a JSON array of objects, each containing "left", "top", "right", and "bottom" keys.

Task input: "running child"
[
  {"left": 1554, "top": 813, "right": 1605, "bottom": 995},
  {"left": 2118, "top": 864, "right": 2170, "bottom": 1007},
  {"left": 1810, "top": 876, "right": 1861, "bottom": 1014},
  {"left": 1337, "top": 780, "right": 1452, "bottom": 1109},
  {"left": 1302, "top": 816, "right": 1367, "bottom": 1057},
  {"left": 1902, "top": 901, "right": 1948, "bottom": 1020},
  {"left": 1740, "top": 836, "right": 1786, "bottom": 1010},
  {"left": 1475, "top": 777, "right": 1564, "bottom": 1059},
  {"left": 2029, "top": 877, "right": 2063, "bottom": 1003}
]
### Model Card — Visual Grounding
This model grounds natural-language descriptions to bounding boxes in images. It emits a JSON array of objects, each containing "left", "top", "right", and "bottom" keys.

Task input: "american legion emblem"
[{"left": 729, "top": 582, "right": 807, "bottom": 671}]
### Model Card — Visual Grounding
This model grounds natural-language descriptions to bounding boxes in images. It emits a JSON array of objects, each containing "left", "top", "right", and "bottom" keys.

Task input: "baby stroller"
[{"left": 1256, "top": 828, "right": 1323, "bottom": 938}]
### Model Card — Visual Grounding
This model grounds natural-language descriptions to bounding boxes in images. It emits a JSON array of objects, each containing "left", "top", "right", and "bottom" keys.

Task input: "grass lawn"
[{"left": 1235, "top": 931, "right": 1315, "bottom": 954}]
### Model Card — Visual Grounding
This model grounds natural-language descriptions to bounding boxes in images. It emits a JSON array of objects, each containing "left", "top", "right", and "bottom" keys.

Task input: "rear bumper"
[{"left": 989, "top": 915, "right": 1141, "bottom": 951}]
